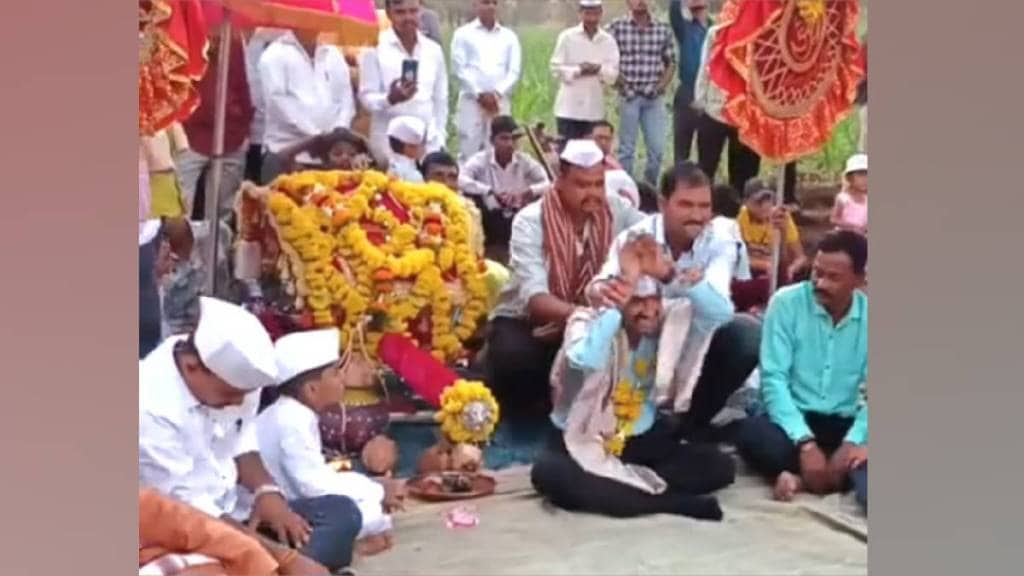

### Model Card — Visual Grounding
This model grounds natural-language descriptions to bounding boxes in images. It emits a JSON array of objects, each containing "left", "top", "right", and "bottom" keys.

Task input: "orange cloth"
[
  {"left": 708, "top": 0, "right": 864, "bottom": 163},
  {"left": 139, "top": 0, "right": 209, "bottom": 136},
  {"left": 138, "top": 489, "right": 279, "bottom": 576}
]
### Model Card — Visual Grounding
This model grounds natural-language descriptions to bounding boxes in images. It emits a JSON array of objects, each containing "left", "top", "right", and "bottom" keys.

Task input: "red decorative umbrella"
[
  {"left": 197, "top": 0, "right": 380, "bottom": 295},
  {"left": 707, "top": 0, "right": 864, "bottom": 291},
  {"left": 138, "top": 0, "right": 209, "bottom": 136}
]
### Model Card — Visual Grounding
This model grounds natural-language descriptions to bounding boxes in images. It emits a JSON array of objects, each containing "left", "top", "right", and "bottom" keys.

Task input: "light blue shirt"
[
  {"left": 551, "top": 308, "right": 658, "bottom": 436},
  {"left": 760, "top": 282, "right": 868, "bottom": 445}
]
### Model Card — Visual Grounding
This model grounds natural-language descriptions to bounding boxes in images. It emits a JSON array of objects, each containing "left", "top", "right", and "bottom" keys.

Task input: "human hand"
[
  {"left": 387, "top": 79, "right": 417, "bottom": 105},
  {"left": 798, "top": 442, "right": 831, "bottom": 495},
  {"left": 247, "top": 492, "right": 312, "bottom": 549},
  {"left": 677, "top": 267, "right": 704, "bottom": 285},
  {"left": 478, "top": 92, "right": 500, "bottom": 115},
  {"left": 770, "top": 205, "right": 789, "bottom": 232},
  {"left": 633, "top": 235, "right": 674, "bottom": 282},
  {"left": 579, "top": 62, "right": 600, "bottom": 76}
]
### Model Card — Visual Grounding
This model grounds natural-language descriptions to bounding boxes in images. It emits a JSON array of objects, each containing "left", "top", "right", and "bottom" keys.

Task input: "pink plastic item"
[{"left": 444, "top": 505, "right": 479, "bottom": 529}]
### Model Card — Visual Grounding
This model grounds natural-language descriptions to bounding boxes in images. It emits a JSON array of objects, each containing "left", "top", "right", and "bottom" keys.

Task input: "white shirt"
[
  {"left": 450, "top": 19, "right": 522, "bottom": 99},
  {"left": 549, "top": 25, "right": 620, "bottom": 121},
  {"left": 359, "top": 29, "right": 449, "bottom": 152},
  {"left": 138, "top": 336, "right": 262, "bottom": 519},
  {"left": 258, "top": 32, "right": 355, "bottom": 156},
  {"left": 244, "top": 28, "right": 287, "bottom": 145},
  {"left": 239, "top": 397, "right": 392, "bottom": 538}
]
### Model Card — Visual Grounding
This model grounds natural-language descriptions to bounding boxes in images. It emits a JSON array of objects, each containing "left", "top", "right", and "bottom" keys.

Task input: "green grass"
[{"left": 440, "top": 24, "right": 863, "bottom": 184}]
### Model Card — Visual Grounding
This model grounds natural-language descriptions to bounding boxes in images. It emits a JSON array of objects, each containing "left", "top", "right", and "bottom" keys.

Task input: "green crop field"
[{"left": 437, "top": 7, "right": 867, "bottom": 186}]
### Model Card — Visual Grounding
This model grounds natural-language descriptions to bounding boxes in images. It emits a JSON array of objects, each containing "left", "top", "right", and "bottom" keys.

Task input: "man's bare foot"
[
  {"left": 773, "top": 471, "right": 803, "bottom": 502},
  {"left": 355, "top": 532, "right": 394, "bottom": 557}
]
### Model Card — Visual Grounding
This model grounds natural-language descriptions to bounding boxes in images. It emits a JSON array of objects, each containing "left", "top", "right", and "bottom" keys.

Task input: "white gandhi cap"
[
  {"left": 634, "top": 275, "right": 661, "bottom": 298},
  {"left": 274, "top": 328, "right": 341, "bottom": 385},
  {"left": 579, "top": 0, "right": 603, "bottom": 7},
  {"left": 193, "top": 297, "right": 278, "bottom": 392},
  {"left": 560, "top": 139, "right": 605, "bottom": 169},
  {"left": 386, "top": 116, "right": 427, "bottom": 145}
]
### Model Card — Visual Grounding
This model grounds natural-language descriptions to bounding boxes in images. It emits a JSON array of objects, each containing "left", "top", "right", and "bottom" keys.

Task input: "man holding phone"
[{"left": 359, "top": 0, "right": 449, "bottom": 156}]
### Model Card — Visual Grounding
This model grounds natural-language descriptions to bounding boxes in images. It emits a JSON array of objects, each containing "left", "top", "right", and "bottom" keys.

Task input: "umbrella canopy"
[
  {"left": 138, "top": 0, "right": 209, "bottom": 136},
  {"left": 708, "top": 0, "right": 864, "bottom": 164},
  {"left": 219, "top": 0, "right": 380, "bottom": 46}
]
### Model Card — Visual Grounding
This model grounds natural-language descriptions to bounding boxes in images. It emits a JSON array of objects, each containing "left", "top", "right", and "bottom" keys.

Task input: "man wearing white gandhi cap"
[
  {"left": 531, "top": 236, "right": 735, "bottom": 521},
  {"left": 139, "top": 297, "right": 363, "bottom": 573},
  {"left": 487, "top": 139, "right": 645, "bottom": 420},
  {"left": 243, "top": 328, "right": 398, "bottom": 554}
]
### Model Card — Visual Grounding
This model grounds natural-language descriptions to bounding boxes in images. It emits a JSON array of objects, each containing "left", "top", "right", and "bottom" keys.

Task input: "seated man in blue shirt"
[
  {"left": 531, "top": 237, "right": 733, "bottom": 522},
  {"left": 736, "top": 231, "right": 868, "bottom": 511}
]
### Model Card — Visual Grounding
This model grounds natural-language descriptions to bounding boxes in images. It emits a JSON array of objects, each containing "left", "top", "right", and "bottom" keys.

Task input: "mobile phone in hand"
[{"left": 401, "top": 59, "right": 418, "bottom": 85}]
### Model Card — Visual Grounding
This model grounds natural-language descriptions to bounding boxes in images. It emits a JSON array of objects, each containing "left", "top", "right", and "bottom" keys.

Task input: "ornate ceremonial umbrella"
[
  {"left": 138, "top": 0, "right": 209, "bottom": 136},
  {"left": 707, "top": 0, "right": 864, "bottom": 292},
  {"left": 197, "top": 0, "right": 380, "bottom": 295}
]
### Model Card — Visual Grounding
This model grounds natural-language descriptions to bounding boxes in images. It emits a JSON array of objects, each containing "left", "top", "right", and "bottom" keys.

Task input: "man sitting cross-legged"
[
  {"left": 531, "top": 237, "right": 734, "bottom": 521},
  {"left": 486, "top": 139, "right": 644, "bottom": 419},
  {"left": 588, "top": 161, "right": 761, "bottom": 442},
  {"left": 736, "top": 230, "right": 868, "bottom": 511}
]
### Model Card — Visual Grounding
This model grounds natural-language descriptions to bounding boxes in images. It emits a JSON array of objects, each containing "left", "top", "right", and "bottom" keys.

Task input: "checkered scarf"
[{"left": 541, "top": 189, "right": 613, "bottom": 304}]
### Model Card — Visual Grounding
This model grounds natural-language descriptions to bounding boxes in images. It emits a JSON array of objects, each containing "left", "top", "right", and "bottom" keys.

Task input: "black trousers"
[
  {"left": 245, "top": 143, "right": 264, "bottom": 184},
  {"left": 673, "top": 85, "right": 700, "bottom": 163},
  {"left": 139, "top": 239, "right": 162, "bottom": 359},
  {"left": 486, "top": 316, "right": 562, "bottom": 418},
  {"left": 736, "top": 413, "right": 868, "bottom": 510},
  {"left": 696, "top": 115, "right": 799, "bottom": 204},
  {"left": 531, "top": 418, "right": 732, "bottom": 521},
  {"left": 471, "top": 196, "right": 514, "bottom": 264},
  {"left": 556, "top": 117, "right": 596, "bottom": 140}
]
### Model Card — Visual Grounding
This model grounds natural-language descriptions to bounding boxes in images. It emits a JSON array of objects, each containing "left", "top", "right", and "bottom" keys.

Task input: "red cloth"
[
  {"left": 376, "top": 334, "right": 456, "bottom": 408},
  {"left": 138, "top": 0, "right": 209, "bottom": 135},
  {"left": 182, "top": 33, "right": 254, "bottom": 156}
]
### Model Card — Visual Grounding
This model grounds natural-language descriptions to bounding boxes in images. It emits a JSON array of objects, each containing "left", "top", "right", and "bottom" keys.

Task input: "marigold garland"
[
  {"left": 247, "top": 170, "right": 489, "bottom": 363},
  {"left": 435, "top": 379, "right": 500, "bottom": 445},
  {"left": 603, "top": 358, "right": 652, "bottom": 457}
]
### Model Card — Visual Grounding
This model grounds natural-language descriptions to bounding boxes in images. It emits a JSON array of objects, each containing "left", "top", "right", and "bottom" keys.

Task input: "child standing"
[
  {"left": 831, "top": 153, "right": 868, "bottom": 236},
  {"left": 253, "top": 329, "right": 402, "bottom": 558}
]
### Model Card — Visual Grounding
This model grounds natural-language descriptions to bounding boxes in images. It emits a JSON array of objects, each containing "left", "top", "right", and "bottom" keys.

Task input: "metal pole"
[
  {"left": 768, "top": 163, "right": 786, "bottom": 295},
  {"left": 203, "top": 16, "right": 233, "bottom": 296}
]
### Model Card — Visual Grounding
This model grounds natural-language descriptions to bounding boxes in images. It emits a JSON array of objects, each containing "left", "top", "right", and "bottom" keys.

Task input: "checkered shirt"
[{"left": 608, "top": 16, "right": 676, "bottom": 100}]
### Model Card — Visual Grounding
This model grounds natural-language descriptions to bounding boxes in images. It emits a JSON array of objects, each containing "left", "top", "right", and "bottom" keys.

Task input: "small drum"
[{"left": 319, "top": 386, "right": 390, "bottom": 457}]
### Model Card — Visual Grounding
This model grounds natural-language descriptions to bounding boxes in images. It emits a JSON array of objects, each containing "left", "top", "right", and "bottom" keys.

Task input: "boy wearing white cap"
[
  {"left": 250, "top": 328, "right": 402, "bottom": 557},
  {"left": 487, "top": 139, "right": 644, "bottom": 419},
  {"left": 139, "top": 297, "right": 363, "bottom": 573},
  {"left": 532, "top": 236, "right": 734, "bottom": 521},
  {"left": 386, "top": 115, "right": 427, "bottom": 183}
]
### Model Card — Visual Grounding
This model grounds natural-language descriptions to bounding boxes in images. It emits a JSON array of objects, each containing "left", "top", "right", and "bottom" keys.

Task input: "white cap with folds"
[
  {"left": 845, "top": 153, "right": 868, "bottom": 175},
  {"left": 560, "top": 139, "right": 605, "bottom": 169},
  {"left": 194, "top": 297, "right": 278, "bottom": 392},
  {"left": 274, "top": 328, "right": 341, "bottom": 385},
  {"left": 386, "top": 116, "right": 427, "bottom": 145},
  {"left": 579, "top": 0, "right": 603, "bottom": 7},
  {"left": 634, "top": 275, "right": 661, "bottom": 298}
]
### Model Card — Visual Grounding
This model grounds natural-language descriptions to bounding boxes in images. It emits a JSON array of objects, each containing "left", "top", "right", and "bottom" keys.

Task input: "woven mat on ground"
[{"left": 356, "top": 463, "right": 867, "bottom": 575}]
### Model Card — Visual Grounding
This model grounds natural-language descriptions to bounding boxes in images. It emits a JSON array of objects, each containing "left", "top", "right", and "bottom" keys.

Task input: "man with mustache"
[
  {"left": 487, "top": 139, "right": 644, "bottom": 419},
  {"left": 531, "top": 237, "right": 735, "bottom": 522},
  {"left": 735, "top": 231, "right": 868, "bottom": 511},
  {"left": 589, "top": 161, "right": 761, "bottom": 442}
]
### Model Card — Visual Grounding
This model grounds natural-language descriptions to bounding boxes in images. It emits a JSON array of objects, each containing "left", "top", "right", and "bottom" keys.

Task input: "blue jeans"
[
  {"left": 617, "top": 94, "right": 668, "bottom": 186},
  {"left": 288, "top": 495, "right": 363, "bottom": 571}
]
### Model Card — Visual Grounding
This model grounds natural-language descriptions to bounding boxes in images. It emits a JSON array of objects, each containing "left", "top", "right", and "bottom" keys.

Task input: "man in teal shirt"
[{"left": 736, "top": 231, "right": 868, "bottom": 511}]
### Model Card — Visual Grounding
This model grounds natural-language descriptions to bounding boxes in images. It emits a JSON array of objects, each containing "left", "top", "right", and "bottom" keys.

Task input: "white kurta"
[
  {"left": 138, "top": 336, "right": 261, "bottom": 519},
  {"left": 243, "top": 397, "right": 392, "bottom": 538},
  {"left": 359, "top": 29, "right": 449, "bottom": 155}
]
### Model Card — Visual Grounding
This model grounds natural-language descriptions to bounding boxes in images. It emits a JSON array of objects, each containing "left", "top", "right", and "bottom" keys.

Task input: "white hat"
[
  {"left": 605, "top": 169, "right": 640, "bottom": 208},
  {"left": 274, "top": 328, "right": 341, "bottom": 385},
  {"left": 634, "top": 276, "right": 660, "bottom": 298},
  {"left": 194, "top": 297, "right": 278, "bottom": 392},
  {"left": 386, "top": 116, "right": 427, "bottom": 145},
  {"left": 560, "top": 139, "right": 605, "bottom": 169},
  {"left": 845, "top": 153, "right": 868, "bottom": 175},
  {"left": 579, "top": 0, "right": 603, "bottom": 7}
]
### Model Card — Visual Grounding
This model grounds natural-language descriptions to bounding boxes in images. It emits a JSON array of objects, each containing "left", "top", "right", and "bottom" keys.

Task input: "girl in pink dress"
[{"left": 831, "top": 153, "right": 868, "bottom": 235}]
